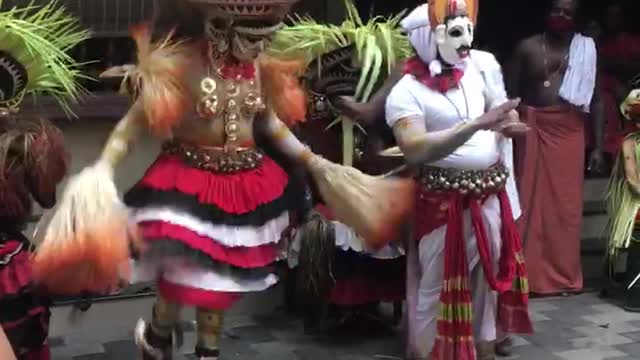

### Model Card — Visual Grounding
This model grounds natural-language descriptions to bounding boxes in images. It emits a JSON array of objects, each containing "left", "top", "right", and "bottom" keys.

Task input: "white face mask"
[{"left": 434, "top": 16, "right": 474, "bottom": 65}]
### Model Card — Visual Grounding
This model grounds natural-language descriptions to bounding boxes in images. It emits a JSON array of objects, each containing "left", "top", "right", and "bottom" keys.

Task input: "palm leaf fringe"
[
  {"left": 0, "top": 0, "right": 91, "bottom": 116},
  {"left": 269, "top": 0, "right": 413, "bottom": 102},
  {"left": 606, "top": 132, "right": 640, "bottom": 262}
]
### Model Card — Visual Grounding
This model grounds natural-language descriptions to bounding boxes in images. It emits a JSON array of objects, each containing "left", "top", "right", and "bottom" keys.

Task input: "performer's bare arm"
[
  {"left": 335, "top": 62, "right": 406, "bottom": 126},
  {"left": 0, "top": 327, "right": 16, "bottom": 360},
  {"left": 505, "top": 41, "right": 526, "bottom": 98},
  {"left": 590, "top": 72, "right": 606, "bottom": 153},
  {"left": 99, "top": 99, "right": 147, "bottom": 168},
  {"left": 393, "top": 99, "right": 520, "bottom": 165},
  {"left": 262, "top": 110, "right": 320, "bottom": 167},
  {"left": 622, "top": 138, "right": 640, "bottom": 196}
]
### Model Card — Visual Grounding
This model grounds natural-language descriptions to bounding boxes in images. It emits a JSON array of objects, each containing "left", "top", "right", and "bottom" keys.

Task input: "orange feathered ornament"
[
  {"left": 259, "top": 55, "right": 307, "bottom": 127},
  {"left": 428, "top": 0, "right": 478, "bottom": 28},
  {"left": 130, "top": 24, "right": 197, "bottom": 137}
]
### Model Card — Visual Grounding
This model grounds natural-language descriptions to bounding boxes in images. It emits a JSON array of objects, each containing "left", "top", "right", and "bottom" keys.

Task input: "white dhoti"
[{"left": 411, "top": 196, "right": 502, "bottom": 357}]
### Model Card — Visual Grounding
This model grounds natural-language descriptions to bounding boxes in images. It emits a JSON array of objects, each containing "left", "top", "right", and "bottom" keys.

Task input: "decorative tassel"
[
  {"left": 32, "top": 161, "right": 137, "bottom": 295},
  {"left": 308, "top": 156, "right": 415, "bottom": 250},
  {"left": 259, "top": 55, "right": 307, "bottom": 127},
  {"left": 431, "top": 195, "right": 476, "bottom": 360},
  {"left": 495, "top": 191, "right": 533, "bottom": 335},
  {"left": 131, "top": 23, "right": 196, "bottom": 137}
]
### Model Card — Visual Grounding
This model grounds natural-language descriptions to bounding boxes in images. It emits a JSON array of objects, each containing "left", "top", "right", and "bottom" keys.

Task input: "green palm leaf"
[{"left": 0, "top": 0, "right": 91, "bottom": 116}]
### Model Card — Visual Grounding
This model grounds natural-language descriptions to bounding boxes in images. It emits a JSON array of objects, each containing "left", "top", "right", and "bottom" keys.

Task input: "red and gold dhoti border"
[{"left": 413, "top": 164, "right": 533, "bottom": 360}]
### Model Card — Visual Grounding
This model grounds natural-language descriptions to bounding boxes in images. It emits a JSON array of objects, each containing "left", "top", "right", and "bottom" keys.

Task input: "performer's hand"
[
  {"left": 472, "top": 98, "right": 521, "bottom": 131},
  {"left": 587, "top": 148, "right": 606, "bottom": 175},
  {"left": 335, "top": 96, "right": 376, "bottom": 126},
  {"left": 496, "top": 110, "right": 529, "bottom": 137}
]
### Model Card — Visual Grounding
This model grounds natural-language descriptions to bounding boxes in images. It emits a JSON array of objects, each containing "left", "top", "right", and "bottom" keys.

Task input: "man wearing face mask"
[
  {"left": 385, "top": 1, "right": 533, "bottom": 359},
  {"left": 507, "top": 0, "right": 603, "bottom": 297}
]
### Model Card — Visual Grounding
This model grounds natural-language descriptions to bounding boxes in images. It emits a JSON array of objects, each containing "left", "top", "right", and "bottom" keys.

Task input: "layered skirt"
[
  {"left": 0, "top": 232, "right": 50, "bottom": 359},
  {"left": 125, "top": 150, "right": 294, "bottom": 310}
]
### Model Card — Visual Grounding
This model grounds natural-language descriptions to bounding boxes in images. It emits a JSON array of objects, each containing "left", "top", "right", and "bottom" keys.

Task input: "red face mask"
[{"left": 546, "top": 14, "right": 575, "bottom": 33}]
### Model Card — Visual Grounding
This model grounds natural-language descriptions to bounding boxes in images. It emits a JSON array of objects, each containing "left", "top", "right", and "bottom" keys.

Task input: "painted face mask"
[
  {"left": 190, "top": 0, "right": 297, "bottom": 60},
  {"left": 435, "top": 15, "right": 474, "bottom": 65}
]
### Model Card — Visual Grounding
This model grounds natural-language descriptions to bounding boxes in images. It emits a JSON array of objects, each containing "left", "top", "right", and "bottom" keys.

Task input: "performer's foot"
[
  {"left": 495, "top": 337, "right": 513, "bottom": 357},
  {"left": 134, "top": 319, "right": 173, "bottom": 360},
  {"left": 476, "top": 341, "right": 496, "bottom": 360},
  {"left": 195, "top": 346, "right": 219, "bottom": 360}
]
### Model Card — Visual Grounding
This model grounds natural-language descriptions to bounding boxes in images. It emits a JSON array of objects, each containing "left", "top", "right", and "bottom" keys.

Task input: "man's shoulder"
[{"left": 516, "top": 34, "right": 542, "bottom": 51}]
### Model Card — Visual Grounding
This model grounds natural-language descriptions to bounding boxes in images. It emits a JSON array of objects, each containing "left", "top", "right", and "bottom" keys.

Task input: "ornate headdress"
[
  {"left": 0, "top": 1, "right": 89, "bottom": 116},
  {"left": 0, "top": 1, "right": 88, "bottom": 222},
  {"left": 187, "top": 0, "right": 300, "bottom": 21},
  {"left": 621, "top": 73, "right": 640, "bottom": 123},
  {"left": 428, "top": 0, "right": 478, "bottom": 28}
]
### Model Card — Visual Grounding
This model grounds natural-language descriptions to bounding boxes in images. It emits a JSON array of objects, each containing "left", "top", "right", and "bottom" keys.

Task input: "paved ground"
[{"left": 46, "top": 287, "right": 640, "bottom": 360}]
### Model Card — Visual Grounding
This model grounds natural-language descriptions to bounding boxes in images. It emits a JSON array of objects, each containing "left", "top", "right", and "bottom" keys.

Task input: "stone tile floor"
[{"left": 49, "top": 291, "right": 640, "bottom": 360}]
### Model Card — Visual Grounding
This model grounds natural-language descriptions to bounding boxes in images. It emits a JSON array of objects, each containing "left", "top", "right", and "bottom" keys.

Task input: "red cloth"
[
  {"left": 597, "top": 34, "right": 640, "bottom": 154},
  {"left": 414, "top": 189, "right": 532, "bottom": 360},
  {"left": 329, "top": 276, "right": 405, "bottom": 305},
  {"left": 313, "top": 204, "right": 406, "bottom": 305},
  {"left": 0, "top": 241, "right": 30, "bottom": 297},
  {"left": 514, "top": 105, "right": 584, "bottom": 295},
  {"left": 404, "top": 57, "right": 464, "bottom": 93},
  {"left": 140, "top": 221, "right": 282, "bottom": 269},
  {"left": 138, "top": 154, "right": 289, "bottom": 214},
  {"left": 158, "top": 279, "right": 240, "bottom": 310}
]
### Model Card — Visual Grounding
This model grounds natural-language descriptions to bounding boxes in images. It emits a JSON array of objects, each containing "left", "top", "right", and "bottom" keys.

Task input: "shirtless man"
[{"left": 507, "top": 0, "right": 605, "bottom": 296}]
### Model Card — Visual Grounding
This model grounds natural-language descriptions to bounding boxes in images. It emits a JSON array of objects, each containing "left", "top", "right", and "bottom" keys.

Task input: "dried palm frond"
[
  {"left": 606, "top": 132, "right": 640, "bottom": 260},
  {"left": 296, "top": 211, "right": 336, "bottom": 300}
]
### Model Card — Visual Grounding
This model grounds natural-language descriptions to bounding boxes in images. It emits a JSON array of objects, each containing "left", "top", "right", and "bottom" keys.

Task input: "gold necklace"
[{"left": 541, "top": 33, "right": 570, "bottom": 88}]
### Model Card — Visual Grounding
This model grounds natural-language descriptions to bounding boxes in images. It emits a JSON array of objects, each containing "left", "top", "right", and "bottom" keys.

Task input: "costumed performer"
[
  {"left": 0, "top": 1, "right": 88, "bottom": 358},
  {"left": 606, "top": 74, "right": 640, "bottom": 312},
  {"left": 385, "top": 1, "right": 533, "bottom": 359},
  {"left": 269, "top": 0, "right": 410, "bottom": 330}
]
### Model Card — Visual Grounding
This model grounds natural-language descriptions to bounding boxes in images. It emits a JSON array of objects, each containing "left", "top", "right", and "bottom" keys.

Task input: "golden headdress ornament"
[{"left": 428, "top": 0, "right": 478, "bottom": 29}]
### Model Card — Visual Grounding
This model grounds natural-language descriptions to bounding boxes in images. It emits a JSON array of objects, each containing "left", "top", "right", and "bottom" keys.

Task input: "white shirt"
[{"left": 385, "top": 58, "right": 500, "bottom": 170}]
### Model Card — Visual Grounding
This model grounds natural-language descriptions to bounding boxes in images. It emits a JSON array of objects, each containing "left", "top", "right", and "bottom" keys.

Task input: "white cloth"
[
  {"left": 401, "top": 3, "right": 467, "bottom": 77},
  {"left": 132, "top": 207, "right": 290, "bottom": 248},
  {"left": 287, "top": 220, "right": 405, "bottom": 268},
  {"left": 415, "top": 196, "right": 502, "bottom": 356},
  {"left": 559, "top": 34, "right": 597, "bottom": 112},
  {"left": 131, "top": 258, "right": 278, "bottom": 292},
  {"left": 386, "top": 58, "right": 501, "bottom": 170},
  {"left": 469, "top": 50, "right": 522, "bottom": 220}
]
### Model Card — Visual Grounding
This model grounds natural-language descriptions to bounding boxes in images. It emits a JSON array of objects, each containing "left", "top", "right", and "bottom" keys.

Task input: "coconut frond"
[
  {"left": 0, "top": 0, "right": 91, "bottom": 116},
  {"left": 296, "top": 212, "right": 336, "bottom": 300},
  {"left": 269, "top": 0, "right": 412, "bottom": 102}
]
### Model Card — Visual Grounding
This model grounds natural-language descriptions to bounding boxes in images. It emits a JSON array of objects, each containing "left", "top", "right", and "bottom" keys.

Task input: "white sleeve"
[
  {"left": 470, "top": 50, "right": 508, "bottom": 109},
  {"left": 385, "top": 78, "right": 424, "bottom": 128}
]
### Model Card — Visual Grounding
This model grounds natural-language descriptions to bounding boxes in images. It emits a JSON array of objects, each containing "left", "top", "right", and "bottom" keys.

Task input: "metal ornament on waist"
[
  {"left": 162, "top": 142, "right": 263, "bottom": 173},
  {"left": 418, "top": 163, "right": 509, "bottom": 196}
]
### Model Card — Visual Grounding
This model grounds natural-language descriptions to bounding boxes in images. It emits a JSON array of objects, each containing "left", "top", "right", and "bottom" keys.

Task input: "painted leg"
[
  {"left": 195, "top": 308, "right": 224, "bottom": 360},
  {"left": 135, "top": 296, "right": 181, "bottom": 360}
]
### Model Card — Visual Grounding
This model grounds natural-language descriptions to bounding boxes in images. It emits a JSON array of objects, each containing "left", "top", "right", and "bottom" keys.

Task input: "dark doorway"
[{"left": 353, "top": 0, "right": 638, "bottom": 62}]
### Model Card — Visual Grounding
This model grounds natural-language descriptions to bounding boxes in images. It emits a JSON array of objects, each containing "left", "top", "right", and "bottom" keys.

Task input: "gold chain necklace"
[{"left": 541, "top": 33, "right": 570, "bottom": 88}]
